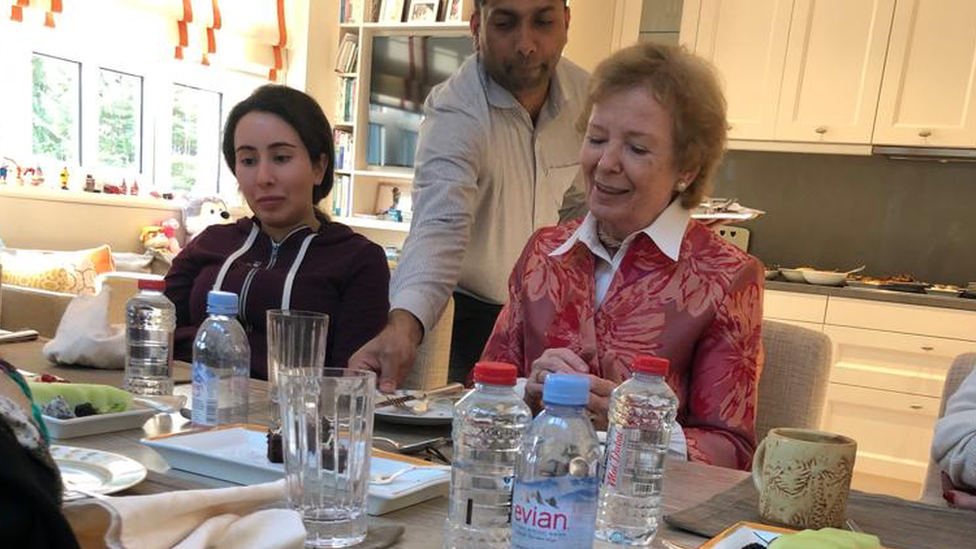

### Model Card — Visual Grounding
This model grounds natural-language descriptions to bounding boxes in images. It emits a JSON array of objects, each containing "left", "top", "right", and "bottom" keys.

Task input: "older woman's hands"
[
  {"left": 526, "top": 348, "right": 589, "bottom": 407},
  {"left": 586, "top": 376, "right": 618, "bottom": 431}
]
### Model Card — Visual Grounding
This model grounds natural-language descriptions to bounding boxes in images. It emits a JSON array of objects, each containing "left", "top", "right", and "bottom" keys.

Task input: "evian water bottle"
[
  {"left": 445, "top": 362, "right": 531, "bottom": 549},
  {"left": 511, "top": 374, "right": 601, "bottom": 549},
  {"left": 595, "top": 355, "right": 679, "bottom": 546}
]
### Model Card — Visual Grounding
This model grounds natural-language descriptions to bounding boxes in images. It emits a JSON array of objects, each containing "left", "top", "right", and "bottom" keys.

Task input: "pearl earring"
[{"left": 676, "top": 180, "right": 688, "bottom": 192}]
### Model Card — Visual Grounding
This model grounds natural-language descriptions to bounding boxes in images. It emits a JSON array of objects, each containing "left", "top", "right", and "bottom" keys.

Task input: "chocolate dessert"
[{"left": 267, "top": 427, "right": 283, "bottom": 463}]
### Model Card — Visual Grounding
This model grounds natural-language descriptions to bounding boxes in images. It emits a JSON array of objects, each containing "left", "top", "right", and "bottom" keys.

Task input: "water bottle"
[
  {"left": 445, "top": 362, "right": 532, "bottom": 549},
  {"left": 595, "top": 355, "right": 679, "bottom": 547},
  {"left": 191, "top": 291, "right": 250, "bottom": 426},
  {"left": 511, "top": 374, "right": 601, "bottom": 549},
  {"left": 124, "top": 278, "right": 176, "bottom": 395}
]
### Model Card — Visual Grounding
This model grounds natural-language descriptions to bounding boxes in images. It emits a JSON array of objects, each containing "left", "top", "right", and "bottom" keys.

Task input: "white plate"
[
  {"left": 141, "top": 425, "right": 450, "bottom": 516},
  {"left": 43, "top": 404, "right": 158, "bottom": 440},
  {"left": 701, "top": 521, "right": 785, "bottom": 548},
  {"left": 52, "top": 445, "right": 148, "bottom": 500},
  {"left": 374, "top": 390, "right": 458, "bottom": 426}
]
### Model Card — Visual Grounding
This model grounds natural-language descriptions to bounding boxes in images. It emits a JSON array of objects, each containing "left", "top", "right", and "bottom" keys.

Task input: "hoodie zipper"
[{"left": 238, "top": 226, "right": 310, "bottom": 332}]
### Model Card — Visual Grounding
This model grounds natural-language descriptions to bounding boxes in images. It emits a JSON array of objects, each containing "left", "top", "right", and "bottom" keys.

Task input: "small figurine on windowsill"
[
  {"left": 131, "top": 179, "right": 139, "bottom": 196},
  {"left": 0, "top": 164, "right": 8, "bottom": 184},
  {"left": 84, "top": 173, "right": 96, "bottom": 193},
  {"left": 30, "top": 166, "right": 44, "bottom": 186},
  {"left": 60, "top": 167, "right": 69, "bottom": 190},
  {"left": 120, "top": 178, "right": 128, "bottom": 195}
]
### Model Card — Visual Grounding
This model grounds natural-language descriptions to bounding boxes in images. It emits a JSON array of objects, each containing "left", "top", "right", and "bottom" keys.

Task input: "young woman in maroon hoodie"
[{"left": 165, "top": 85, "right": 390, "bottom": 379}]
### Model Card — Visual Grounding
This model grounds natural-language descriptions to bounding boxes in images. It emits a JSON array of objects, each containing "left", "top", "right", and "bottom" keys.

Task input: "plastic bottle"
[
  {"left": 124, "top": 278, "right": 176, "bottom": 396},
  {"left": 445, "top": 362, "right": 532, "bottom": 549},
  {"left": 191, "top": 291, "right": 250, "bottom": 426},
  {"left": 594, "top": 355, "right": 679, "bottom": 547},
  {"left": 511, "top": 374, "right": 601, "bottom": 549}
]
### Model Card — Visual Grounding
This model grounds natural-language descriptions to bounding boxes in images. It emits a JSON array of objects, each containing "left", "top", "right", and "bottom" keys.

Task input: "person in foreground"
[
  {"left": 166, "top": 85, "right": 389, "bottom": 379},
  {"left": 481, "top": 42, "right": 764, "bottom": 470},
  {"left": 0, "top": 359, "right": 81, "bottom": 548},
  {"left": 932, "top": 367, "right": 976, "bottom": 510},
  {"left": 350, "top": 0, "right": 589, "bottom": 392}
]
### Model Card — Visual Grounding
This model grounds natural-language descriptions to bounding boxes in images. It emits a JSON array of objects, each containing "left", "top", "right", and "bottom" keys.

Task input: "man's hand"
[
  {"left": 525, "top": 348, "right": 589, "bottom": 407},
  {"left": 942, "top": 472, "right": 976, "bottom": 511},
  {"left": 348, "top": 310, "right": 424, "bottom": 393}
]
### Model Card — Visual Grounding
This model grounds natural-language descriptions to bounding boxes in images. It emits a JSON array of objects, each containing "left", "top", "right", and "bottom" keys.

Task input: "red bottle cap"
[
  {"left": 632, "top": 355, "right": 669, "bottom": 376},
  {"left": 138, "top": 278, "right": 166, "bottom": 292},
  {"left": 472, "top": 362, "right": 518, "bottom": 386}
]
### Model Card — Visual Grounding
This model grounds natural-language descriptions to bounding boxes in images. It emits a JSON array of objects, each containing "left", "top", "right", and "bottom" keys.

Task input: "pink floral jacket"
[{"left": 482, "top": 218, "right": 765, "bottom": 470}]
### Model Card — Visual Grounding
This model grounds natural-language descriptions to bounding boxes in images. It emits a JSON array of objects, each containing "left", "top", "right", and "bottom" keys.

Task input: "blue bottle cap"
[
  {"left": 207, "top": 291, "right": 239, "bottom": 315},
  {"left": 542, "top": 374, "right": 590, "bottom": 406}
]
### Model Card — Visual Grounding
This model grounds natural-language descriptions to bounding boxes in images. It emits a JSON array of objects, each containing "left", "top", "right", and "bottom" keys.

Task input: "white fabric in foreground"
[
  {"left": 43, "top": 286, "right": 125, "bottom": 369},
  {"left": 63, "top": 479, "right": 305, "bottom": 549}
]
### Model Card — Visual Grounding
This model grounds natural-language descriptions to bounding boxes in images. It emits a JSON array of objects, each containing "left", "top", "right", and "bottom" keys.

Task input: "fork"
[{"left": 63, "top": 480, "right": 109, "bottom": 501}]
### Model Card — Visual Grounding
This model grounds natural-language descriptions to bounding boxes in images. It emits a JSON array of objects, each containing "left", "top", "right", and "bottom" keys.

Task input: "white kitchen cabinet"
[
  {"left": 763, "top": 290, "right": 827, "bottom": 325},
  {"left": 774, "top": 0, "right": 895, "bottom": 144},
  {"left": 820, "top": 382, "right": 940, "bottom": 485},
  {"left": 682, "top": 0, "right": 793, "bottom": 140},
  {"left": 873, "top": 0, "right": 976, "bottom": 147}
]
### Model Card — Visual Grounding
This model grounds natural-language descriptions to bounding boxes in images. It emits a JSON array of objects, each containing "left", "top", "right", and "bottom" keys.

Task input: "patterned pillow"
[{"left": 0, "top": 245, "right": 116, "bottom": 295}]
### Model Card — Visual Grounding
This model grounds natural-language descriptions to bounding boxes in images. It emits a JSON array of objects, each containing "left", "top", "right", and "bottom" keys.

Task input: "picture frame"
[
  {"left": 379, "top": 0, "right": 406, "bottom": 23},
  {"left": 407, "top": 0, "right": 440, "bottom": 23},
  {"left": 374, "top": 183, "right": 412, "bottom": 221},
  {"left": 445, "top": 0, "right": 464, "bottom": 22}
]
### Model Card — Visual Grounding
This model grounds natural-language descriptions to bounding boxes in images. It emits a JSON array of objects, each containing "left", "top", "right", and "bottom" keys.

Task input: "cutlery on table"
[
  {"left": 375, "top": 382, "right": 465, "bottom": 411},
  {"left": 0, "top": 329, "right": 39, "bottom": 344},
  {"left": 131, "top": 394, "right": 187, "bottom": 414},
  {"left": 373, "top": 436, "right": 449, "bottom": 455},
  {"left": 369, "top": 464, "right": 450, "bottom": 485}
]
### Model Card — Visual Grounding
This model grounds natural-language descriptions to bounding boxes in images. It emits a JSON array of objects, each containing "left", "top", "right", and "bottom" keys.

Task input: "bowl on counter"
[
  {"left": 801, "top": 270, "right": 848, "bottom": 286},
  {"left": 779, "top": 268, "right": 807, "bottom": 283},
  {"left": 764, "top": 268, "right": 779, "bottom": 280}
]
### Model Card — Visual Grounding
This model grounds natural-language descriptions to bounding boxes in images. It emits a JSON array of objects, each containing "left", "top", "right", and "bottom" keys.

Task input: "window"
[
  {"left": 97, "top": 68, "right": 143, "bottom": 170},
  {"left": 31, "top": 53, "right": 81, "bottom": 164},
  {"left": 170, "top": 84, "right": 222, "bottom": 195}
]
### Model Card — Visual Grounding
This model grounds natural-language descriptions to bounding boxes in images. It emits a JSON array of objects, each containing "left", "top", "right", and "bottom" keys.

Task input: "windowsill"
[{"left": 0, "top": 185, "right": 183, "bottom": 211}]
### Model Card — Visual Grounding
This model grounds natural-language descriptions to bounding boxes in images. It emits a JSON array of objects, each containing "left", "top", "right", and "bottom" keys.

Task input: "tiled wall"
[{"left": 712, "top": 150, "right": 976, "bottom": 286}]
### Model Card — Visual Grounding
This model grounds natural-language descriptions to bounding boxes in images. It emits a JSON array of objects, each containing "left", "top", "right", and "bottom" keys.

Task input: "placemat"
[{"left": 664, "top": 478, "right": 976, "bottom": 549}]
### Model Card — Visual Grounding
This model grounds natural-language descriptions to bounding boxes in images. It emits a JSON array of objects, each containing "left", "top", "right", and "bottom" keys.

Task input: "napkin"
[
  {"left": 43, "top": 287, "right": 125, "bottom": 370},
  {"left": 63, "top": 479, "right": 305, "bottom": 549}
]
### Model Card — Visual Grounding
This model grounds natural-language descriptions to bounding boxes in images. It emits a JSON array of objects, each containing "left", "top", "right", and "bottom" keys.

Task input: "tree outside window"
[
  {"left": 170, "top": 84, "right": 221, "bottom": 195},
  {"left": 32, "top": 53, "right": 81, "bottom": 164},
  {"left": 98, "top": 69, "right": 143, "bottom": 170}
]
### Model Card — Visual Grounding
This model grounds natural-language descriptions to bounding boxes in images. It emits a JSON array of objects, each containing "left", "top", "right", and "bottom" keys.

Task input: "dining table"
[{"left": 0, "top": 338, "right": 789, "bottom": 548}]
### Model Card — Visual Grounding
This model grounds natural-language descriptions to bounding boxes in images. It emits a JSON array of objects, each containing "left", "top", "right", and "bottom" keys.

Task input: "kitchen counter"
[{"left": 765, "top": 280, "right": 976, "bottom": 312}]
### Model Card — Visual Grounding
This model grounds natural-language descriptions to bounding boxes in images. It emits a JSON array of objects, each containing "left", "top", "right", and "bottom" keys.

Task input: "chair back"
[
  {"left": 756, "top": 320, "right": 833, "bottom": 443},
  {"left": 400, "top": 296, "right": 454, "bottom": 390},
  {"left": 920, "top": 353, "right": 976, "bottom": 503}
]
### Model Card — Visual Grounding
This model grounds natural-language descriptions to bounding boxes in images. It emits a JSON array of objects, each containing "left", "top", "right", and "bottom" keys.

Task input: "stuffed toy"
[
  {"left": 184, "top": 196, "right": 232, "bottom": 241},
  {"left": 139, "top": 217, "right": 181, "bottom": 257}
]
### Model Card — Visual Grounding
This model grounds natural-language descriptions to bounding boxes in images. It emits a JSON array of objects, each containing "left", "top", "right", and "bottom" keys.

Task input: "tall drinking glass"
[
  {"left": 267, "top": 309, "right": 329, "bottom": 428},
  {"left": 278, "top": 368, "right": 375, "bottom": 548}
]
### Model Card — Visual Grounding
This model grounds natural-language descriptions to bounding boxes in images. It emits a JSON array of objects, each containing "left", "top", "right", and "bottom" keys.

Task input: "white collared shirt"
[{"left": 550, "top": 198, "right": 692, "bottom": 309}]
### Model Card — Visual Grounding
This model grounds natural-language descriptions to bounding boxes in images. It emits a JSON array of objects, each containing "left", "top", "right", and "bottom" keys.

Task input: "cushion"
[
  {"left": 0, "top": 245, "right": 116, "bottom": 295},
  {"left": 111, "top": 251, "right": 155, "bottom": 274}
]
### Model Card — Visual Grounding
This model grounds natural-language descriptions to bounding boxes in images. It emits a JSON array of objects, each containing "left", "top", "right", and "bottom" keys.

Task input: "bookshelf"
[{"left": 326, "top": 0, "right": 475, "bottom": 239}]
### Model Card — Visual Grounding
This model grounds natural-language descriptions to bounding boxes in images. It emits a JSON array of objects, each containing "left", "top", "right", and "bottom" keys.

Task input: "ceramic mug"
[{"left": 752, "top": 428, "right": 857, "bottom": 529}]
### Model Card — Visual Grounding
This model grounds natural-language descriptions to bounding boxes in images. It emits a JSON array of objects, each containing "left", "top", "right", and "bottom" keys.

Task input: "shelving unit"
[{"left": 327, "top": 1, "right": 474, "bottom": 238}]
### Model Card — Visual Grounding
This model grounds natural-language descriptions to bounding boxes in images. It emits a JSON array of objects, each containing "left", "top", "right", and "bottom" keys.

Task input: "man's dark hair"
[
  {"left": 222, "top": 84, "right": 335, "bottom": 221},
  {"left": 474, "top": 0, "right": 568, "bottom": 9}
]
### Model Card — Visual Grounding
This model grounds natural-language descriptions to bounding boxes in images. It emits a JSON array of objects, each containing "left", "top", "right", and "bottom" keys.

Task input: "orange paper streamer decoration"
[
  {"left": 202, "top": 0, "right": 221, "bottom": 65},
  {"left": 44, "top": 0, "right": 62, "bottom": 27},
  {"left": 174, "top": 0, "right": 193, "bottom": 60},
  {"left": 10, "top": 0, "right": 29, "bottom": 22},
  {"left": 269, "top": 0, "right": 287, "bottom": 81}
]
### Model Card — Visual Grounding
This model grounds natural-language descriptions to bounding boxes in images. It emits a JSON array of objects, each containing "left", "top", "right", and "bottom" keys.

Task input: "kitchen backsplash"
[{"left": 713, "top": 150, "right": 976, "bottom": 286}]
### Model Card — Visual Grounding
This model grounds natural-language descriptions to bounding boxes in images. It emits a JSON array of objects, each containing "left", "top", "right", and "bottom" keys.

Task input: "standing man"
[{"left": 350, "top": 0, "right": 588, "bottom": 392}]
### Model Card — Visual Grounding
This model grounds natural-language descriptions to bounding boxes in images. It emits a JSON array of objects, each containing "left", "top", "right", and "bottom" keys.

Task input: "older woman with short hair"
[{"left": 481, "top": 42, "right": 764, "bottom": 470}]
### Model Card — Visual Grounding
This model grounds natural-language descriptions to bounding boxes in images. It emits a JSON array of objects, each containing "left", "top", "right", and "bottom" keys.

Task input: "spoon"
[
  {"left": 369, "top": 464, "right": 450, "bottom": 485},
  {"left": 843, "top": 265, "right": 866, "bottom": 276}
]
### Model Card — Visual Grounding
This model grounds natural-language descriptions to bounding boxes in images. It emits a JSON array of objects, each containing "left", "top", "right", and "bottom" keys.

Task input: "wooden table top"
[{"left": 1, "top": 338, "right": 743, "bottom": 548}]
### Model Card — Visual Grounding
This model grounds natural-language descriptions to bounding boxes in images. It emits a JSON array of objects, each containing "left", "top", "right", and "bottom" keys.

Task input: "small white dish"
[
  {"left": 44, "top": 404, "right": 158, "bottom": 440},
  {"left": 374, "top": 390, "right": 458, "bottom": 426},
  {"left": 801, "top": 270, "right": 848, "bottom": 286},
  {"left": 142, "top": 424, "right": 450, "bottom": 515},
  {"left": 779, "top": 268, "right": 807, "bottom": 283},
  {"left": 53, "top": 445, "right": 148, "bottom": 500},
  {"left": 764, "top": 268, "right": 779, "bottom": 280}
]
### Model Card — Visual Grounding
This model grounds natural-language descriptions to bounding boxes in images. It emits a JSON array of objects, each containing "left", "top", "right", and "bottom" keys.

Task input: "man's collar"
[{"left": 549, "top": 199, "right": 691, "bottom": 262}]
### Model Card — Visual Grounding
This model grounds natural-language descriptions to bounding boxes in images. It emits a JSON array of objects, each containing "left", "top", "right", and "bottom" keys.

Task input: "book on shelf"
[
  {"left": 340, "top": 0, "right": 365, "bottom": 23},
  {"left": 334, "top": 34, "right": 359, "bottom": 73},
  {"left": 378, "top": 0, "right": 406, "bottom": 23},
  {"left": 334, "top": 77, "right": 357, "bottom": 125},
  {"left": 331, "top": 174, "right": 353, "bottom": 217},
  {"left": 334, "top": 129, "right": 354, "bottom": 173},
  {"left": 364, "top": 0, "right": 384, "bottom": 22}
]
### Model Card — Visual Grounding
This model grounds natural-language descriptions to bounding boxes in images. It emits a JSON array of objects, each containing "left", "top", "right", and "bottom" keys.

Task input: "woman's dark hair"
[{"left": 222, "top": 84, "right": 335, "bottom": 222}]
